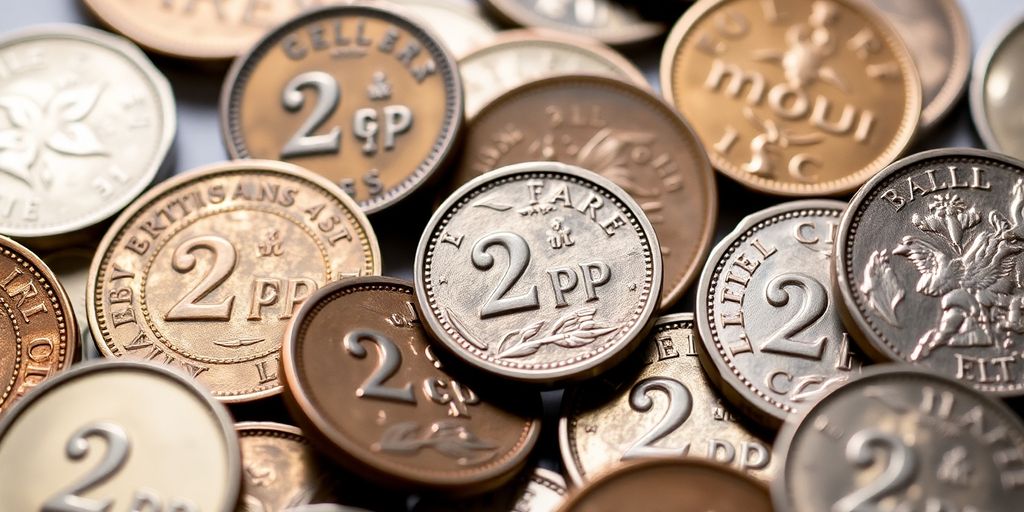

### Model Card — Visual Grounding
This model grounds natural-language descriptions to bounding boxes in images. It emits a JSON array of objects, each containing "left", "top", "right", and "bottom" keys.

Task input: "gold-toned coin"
[
  {"left": 88, "top": 160, "right": 380, "bottom": 403},
  {"left": 236, "top": 422, "right": 343, "bottom": 511}
]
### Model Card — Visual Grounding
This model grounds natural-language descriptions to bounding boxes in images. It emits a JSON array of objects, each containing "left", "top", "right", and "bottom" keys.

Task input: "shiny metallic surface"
[
  {"left": 43, "top": 246, "right": 95, "bottom": 359},
  {"left": 413, "top": 467, "right": 567, "bottom": 511},
  {"left": 395, "top": 0, "right": 498, "bottom": 57},
  {"left": 971, "top": 15, "right": 1024, "bottom": 161},
  {"left": 482, "top": 0, "right": 664, "bottom": 46}
]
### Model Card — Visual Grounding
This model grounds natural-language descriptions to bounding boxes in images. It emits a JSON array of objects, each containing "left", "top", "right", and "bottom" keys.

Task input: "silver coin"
[
  {"left": 393, "top": 0, "right": 498, "bottom": 57},
  {"left": 774, "top": 366, "right": 1024, "bottom": 512},
  {"left": 972, "top": 15, "right": 1024, "bottom": 161},
  {"left": 697, "top": 200, "right": 862, "bottom": 428},
  {"left": 0, "top": 25, "right": 175, "bottom": 240},
  {"left": 414, "top": 161, "right": 662, "bottom": 384},
  {"left": 835, "top": 148, "right": 1024, "bottom": 396}
]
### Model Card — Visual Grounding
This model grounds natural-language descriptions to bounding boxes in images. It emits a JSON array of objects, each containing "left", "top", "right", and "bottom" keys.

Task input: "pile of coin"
[{"left": 1, "top": 0, "right": 1023, "bottom": 510}]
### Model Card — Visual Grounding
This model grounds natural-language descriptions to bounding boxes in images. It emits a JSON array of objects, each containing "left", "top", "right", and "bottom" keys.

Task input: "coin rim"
[
  {"left": 906, "top": 0, "right": 972, "bottom": 131},
  {"left": 480, "top": 0, "right": 665, "bottom": 46},
  {"left": 970, "top": 13, "right": 1024, "bottom": 156}
]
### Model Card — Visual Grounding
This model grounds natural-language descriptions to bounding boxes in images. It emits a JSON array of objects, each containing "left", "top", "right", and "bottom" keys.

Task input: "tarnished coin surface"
[
  {"left": 451, "top": 75, "right": 715, "bottom": 309},
  {"left": 557, "top": 458, "right": 773, "bottom": 512},
  {"left": 44, "top": 247, "right": 95, "bottom": 359},
  {"left": 459, "top": 30, "right": 646, "bottom": 119},
  {"left": 870, "top": 0, "right": 970, "bottom": 131},
  {"left": 414, "top": 467, "right": 567, "bottom": 512},
  {"left": 482, "top": 0, "right": 664, "bottom": 46},
  {"left": 0, "top": 235, "right": 76, "bottom": 414},
  {"left": 972, "top": 16, "right": 1024, "bottom": 161},
  {"left": 221, "top": 4, "right": 463, "bottom": 214},
  {"left": 774, "top": 366, "right": 1024, "bottom": 512},
  {"left": 282, "top": 277, "right": 541, "bottom": 493},
  {"left": 835, "top": 149, "right": 1024, "bottom": 396},
  {"left": 415, "top": 162, "right": 662, "bottom": 384},
  {"left": 396, "top": 0, "right": 497, "bottom": 57},
  {"left": 0, "top": 361, "right": 240, "bottom": 511},
  {"left": 0, "top": 25, "right": 174, "bottom": 239},
  {"left": 560, "top": 314, "right": 775, "bottom": 486},
  {"left": 660, "top": 0, "right": 921, "bottom": 196},
  {"left": 697, "top": 200, "right": 861, "bottom": 427},
  {"left": 236, "top": 422, "right": 343, "bottom": 511},
  {"left": 88, "top": 160, "right": 380, "bottom": 402}
]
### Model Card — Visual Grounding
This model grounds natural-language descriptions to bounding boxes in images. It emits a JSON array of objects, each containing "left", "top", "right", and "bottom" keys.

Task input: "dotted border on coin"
[{"left": 0, "top": 297, "right": 21, "bottom": 407}]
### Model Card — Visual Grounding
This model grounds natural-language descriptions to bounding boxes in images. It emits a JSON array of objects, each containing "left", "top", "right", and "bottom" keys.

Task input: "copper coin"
[
  {"left": 459, "top": 29, "right": 647, "bottom": 119},
  {"left": 282, "top": 276, "right": 541, "bottom": 493},
  {"left": 414, "top": 467, "right": 568, "bottom": 511},
  {"left": 0, "top": 360, "right": 240, "bottom": 511},
  {"left": 44, "top": 247, "right": 93, "bottom": 350},
  {"left": 449, "top": 74, "right": 715, "bottom": 309},
  {"left": 221, "top": 4, "right": 464, "bottom": 214},
  {"left": 557, "top": 458, "right": 773, "bottom": 512},
  {"left": 396, "top": 0, "right": 498, "bottom": 57},
  {"left": 560, "top": 314, "right": 776, "bottom": 486},
  {"left": 482, "top": 0, "right": 664, "bottom": 46},
  {"left": 236, "top": 422, "right": 343, "bottom": 511},
  {"left": 0, "top": 235, "right": 76, "bottom": 413},
  {"left": 660, "top": 0, "right": 921, "bottom": 196},
  {"left": 88, "top": 160, "right": 380, "bottom": 403},
  {"left": 972, "top": 15, "right": 1024, "bottom": 161}
]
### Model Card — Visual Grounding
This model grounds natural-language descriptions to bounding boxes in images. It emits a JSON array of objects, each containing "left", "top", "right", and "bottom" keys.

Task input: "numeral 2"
[
  {"left": 761, "top": 273, "right": 828, "bottom": 360},
  {"left": 622, "top": 377, "right": 693, "bottom": 460},
  {"left": 832, "top": 429, "right": 917, "bottom": 512},
  {"left": 344, "top": 329, "right": 415, "bottom": 403},
  {"left": 42, "top": 423, "right": 130, "bottom": 512},
  {"left": 472, "top": 232, "right": 540, "bottom": 319}
]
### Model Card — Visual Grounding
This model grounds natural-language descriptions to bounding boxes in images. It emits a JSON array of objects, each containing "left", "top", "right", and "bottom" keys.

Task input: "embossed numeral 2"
[
  {"left": 165, "top": 235, "right": 237, "bottom": 321},
  {"left": 281, "top": 71, "right": 342, "bottom": 159},
  {"left": 344, "top": 329, "right": 416, "bottom": 403},
  {"left": 832, "top": 429, "right": 917, "bottom": 512},
  {"left": 761, "top": 273, "right": 828, "bottom": 360},
  {"left": 472, "top": 232, "right": 540, "bottom": 319},
  {"left": 622, "top": 377, "right": 693, "bottom": 460}
]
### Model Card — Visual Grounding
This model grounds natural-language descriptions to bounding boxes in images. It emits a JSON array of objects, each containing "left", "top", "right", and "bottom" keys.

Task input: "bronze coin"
[
  {"left": 660, "top": 0, "right": 921, "bottom": 196},
  {"left": 482, "top": 0, "right": 664, "bottom": 46},
  {"left": 88, "top": 160, "right": 380, "bottom": 403},
  {"left": 0, "top": 235, "right": 76, "bottom": 413},
  {"left": 221, "top": 4, "right": 464, "bottom": 214},
  {"left": 236, "top": 422, "right": 343, "bottom": 511},
  {"left": 282, "top": 276, "right": 541, "bottom": 493},
  {"left": 449, "top": 74, "right": 715, "bottom": 309}
]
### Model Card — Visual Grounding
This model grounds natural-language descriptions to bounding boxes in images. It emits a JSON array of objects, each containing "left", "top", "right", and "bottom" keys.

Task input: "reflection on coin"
[
  {"left": 236, "top": 422, "right": 342, "bottom": 512},
  {"left": 697, "top": 200, "right": 861, "bottom": 427},
  {"left": 414, "top": 467, "right": 567, "bottom": 511},
  {"left": 560, "top": 314, "right": 775, "bottom": 485},
  {"left": 282, "top": 277, "right": 540, "bottom": 493},
  {"left": 0, "top": 25, "right": 174, "bottom": 239},
  {"left": 557, "top": 458, "right": 772, "bottom": 512},
  {"left": 482, "top": 0, "right": 664, "bottom": 46},
  {"left": 835, "top": 149, "right": 1024, "bottom": 396},
  {"left": 972, "top": 16, "right": 1024, "bottom": 161},
  {"left": 221, "top": 4, "right": 463, "bottom": 214},
  {"left": 0, "top": 361, "right": 240, "bottom": 511},
  {"left": 459, "top": 29, "right": 646, "bottom": 119},
  {"left": 869, "top": 0, "right": 970, "bottom": 131},
  {"left": 0, "top": 235, "right": 76, "bottom": 413},
  {"left": 395, "top": 0, "right": 498, "bottom": 57},
  {"left": 451, "top": 75, "right": 714, "bottom": 309},
  {"left": 415, "top": 162, "right": 662, "bottom": 384},
  {"left": 88, "top": 160, "right": 380, "bottom": 402},
  {"left": 660, "top": 0, "right": 921, "bottom": 196},
  {"left": 774, "top": 366, "right": 1024, "bottom": 512}
]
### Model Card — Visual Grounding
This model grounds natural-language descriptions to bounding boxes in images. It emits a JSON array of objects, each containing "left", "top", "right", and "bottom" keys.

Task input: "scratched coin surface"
[
  {"left": 414, "top": 467, "right": 567, "bottom": 511},
  {"left": 697, "top": 200, "right": 861, "bottom": 428},
  {"left": 221, "top": 4, "right": 463, "bottom": 214},
  {"left": 44, "top": 247, "right": 95, "bottom": 359},
  {"left": 660, "top": 0, "right": 921, "bottom": 196},
  {"left": 560, "top": 314, "right": 775, "bottom": 486},
  {"left": 416, "top": 162, "right": 662, "bottom": 384},
  {"left": 282, "top": 276, "right": 541, "bottom": 492},
  {"left": 0, "top": 361, "right": 240, "bottom": 511},
  {"left": 835, "top": 149, "right": 1024, "bottom": 396},
  {"left": 88, "top": 160, "right": 380, "bottom": 403},
  {"left": 774, "top": 366, "right": 1024, "bottom": 512},
  {"left": 236, "top": 422, "right": 343, "bottom": 511},
  {"left": 459, "top": 29, "right": 646, "bottom": 119},
  {"left": 0, "top": 25, "right": 175, "bottom": 239},
  {"left": 482, "top": 0, "right": 664, "bottom": 46},
  {"left": 971, "top": 16, "right": 1024, "bottom": 162},
  {"left": 396, "top": 0, "right": 497, "bottom": 57},
  {"left": 557, "top": 458, "right": 773, "bottom": 512}
]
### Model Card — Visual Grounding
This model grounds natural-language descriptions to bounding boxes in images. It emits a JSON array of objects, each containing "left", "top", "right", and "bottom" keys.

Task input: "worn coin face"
[
  {"left": 972, "top": 16, "right": 1024, "bottom": 161},
  {"left": 236, "top": 422, "right": 342, "bottom": 511},
  {"left": 459, "top": 29, "right": 646, "bottom": 119},
  {"left": 836, "top": 149, "right": 1024, "bottom": 395},
  {"left": 416, "top": 162, "right": 662, "bottom": 384},
  {"left": 0, "top": 235, "right": 76, "bottom": 413},
  {"left": 557, "top": 458, "right": 773, "bottom": 512},
  {"left": 414, "top": 467, "right": 567, "bottom": 512},
  {"left": 396, "top": 0, "right": 497, "bottom": 57},
  {"left": 775, "top": 366, "right": 1024, "bottom": 512},
  {"left": 560, "top": 314, "right": 775, "bottom": 486},
  {"left": 221, "top": 4, "right": 463, "bottom": 214},
  {"left": 660, "top": 0, "right": 921, "bottom": 196},
  {"left": 44, "top": 247, "right": 95, "bottom": 359},
  {"left": 482, "top": 0, "right": 663, "bottom": 46},
  {"left": 0, "top": 25, "right": 175, "bottom": 239},
  {"left": 451, "top": 75, "right": 714, "bottom": 309},
  {"left": 88, "top": 160, "right": 380, "bottom": 402},
  {"left": 282, "top": 276, "right": 541, "bottom": 492},
  {"left": 0, "top": 361, "right": 240, "bottom": 511},
  {"left": 697, "top": 200, "right": 861, "bottom": 427}
]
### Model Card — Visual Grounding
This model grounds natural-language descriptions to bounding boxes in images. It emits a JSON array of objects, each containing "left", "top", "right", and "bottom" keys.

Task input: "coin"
[
  {"left": 43, "top": 247, "right": 95, "bottom": 359},
  {"left": 556, "top": 458, "right": 773, "bottom": 512},
  {"left": 869, "top": 0, "right": 970, "bottom": 131},
  {"left": 697, "top": 200, "right": 861, "bottom": 428},
  {"left": 560, "top": 314, "right": 775, "bottom": 486},
  {"left": 221, "top": 4, "right": 464, "bottom": 214},
  {"left": 449, "top": 75, "right": 714, "bottom": 310},
  {"left": 482, "top": 0, "right": 664, "bottom": 46},
  {"left": 88, "top": 160, "right": 380, "bottom": 402},
  {"left": 415, "top": 161, "right": 662, "bottom": 384},
  {"left": 660, "top": 0, "right": 921, "bottom": 196},
  {"left": 414, "top": 467, "right": 568, "bottom": 511},
  {"left": 972, "top": 16, "right": 1024, "bottom": 161},
  {"left": 282, "top": 276, "right": 541, "bottom": 493},
  {"left": 236, "top": 422, "right": 343, "bottom": 511},
  {"left": 774, "top": 366, "right": 1024, "bottom": 512},
  {"left": 0, "top": 235, "right": 76, "bottom": 413},
  {"left": 0, "top": 25, "right": 175, "bottom": 239},
  {"left": 396, "top": 0, "right": 498, "bottom": 57},
  {"left": 459, "top": 29, "right": 647, "bottom": 119},
  {"left": 0, "top": 361, "right": 240, "bottom": 511}
]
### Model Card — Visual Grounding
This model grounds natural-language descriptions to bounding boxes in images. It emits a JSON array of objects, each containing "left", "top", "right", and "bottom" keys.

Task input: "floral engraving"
[
  {"left": 494, "top": 306, "right": 621, "bottom": 359},
  {"left": 374, "top": 420, "right": 497, "bottom": 466}
]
